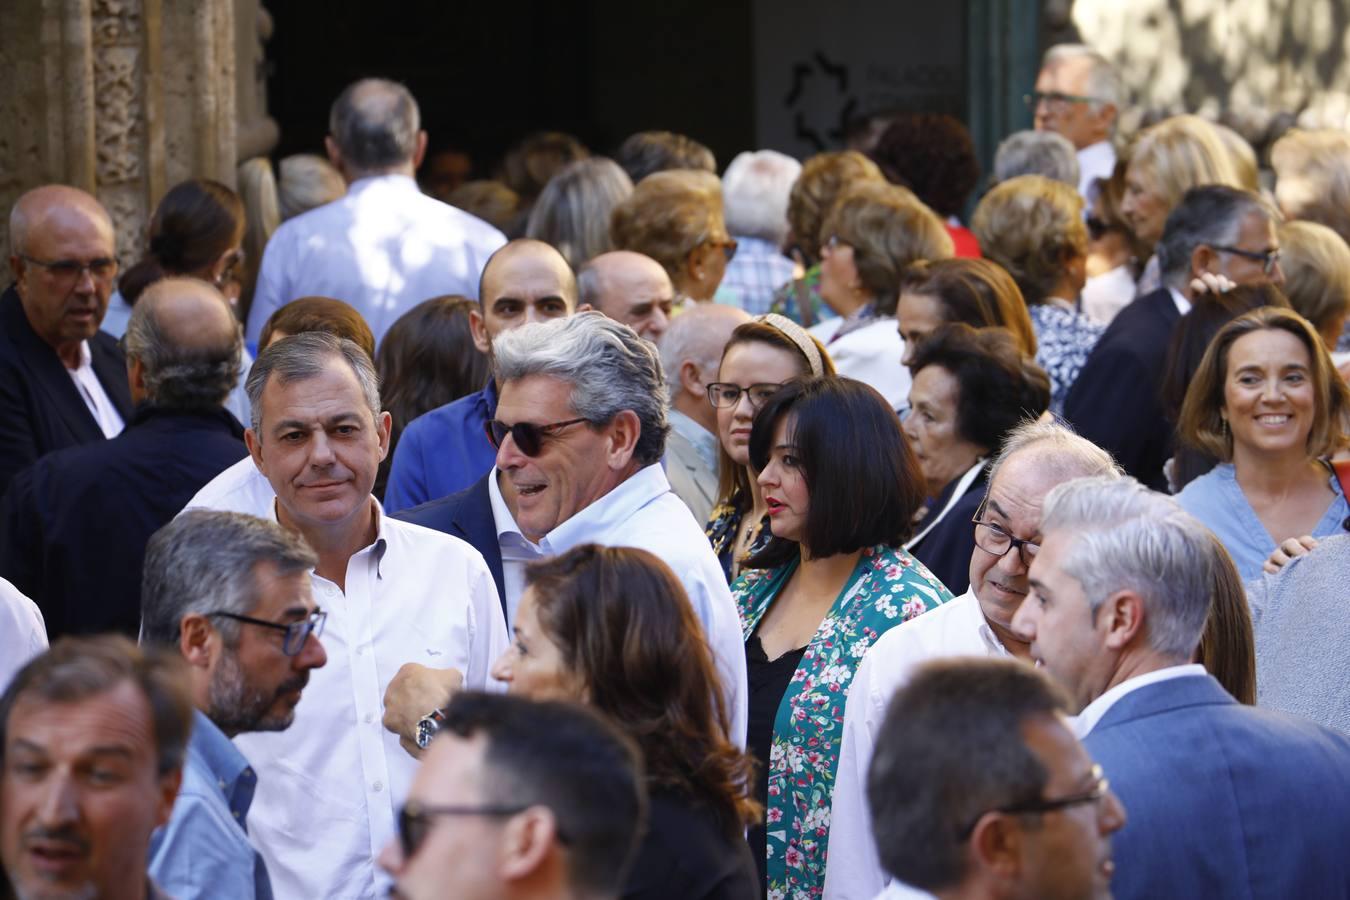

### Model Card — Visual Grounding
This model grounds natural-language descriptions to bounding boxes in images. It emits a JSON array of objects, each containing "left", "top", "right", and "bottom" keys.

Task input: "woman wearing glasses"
[
  {"left": 490, "top": 544, "right": 760, "bottom": 900},
  {"left": 1176, "top": 306, "right": 1350, "bottom": 579},
  {"left": 704, "top": 315, "right": 834, "bottom": 581},
  {"left": 731, "top": 375, "right": 951, "bottom": 898}
]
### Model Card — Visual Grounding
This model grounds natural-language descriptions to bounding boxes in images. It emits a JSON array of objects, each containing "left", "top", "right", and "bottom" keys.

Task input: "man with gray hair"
[
  {"left": 141, "top": 510, "right": 327, "bottom": 899},
  {"left": 1031, "top": 43, "right": 1121, "bottom": 203},
  {"left": 1012, "top": 476, "right": 1350, "bottom": 899},
  {"left": 825, "top": 421, "right": 1121, "bottom": 900},
  {"left": 218, "top": 331, "right": 506, "bottom": 899},
  {"left": 246, "top": 78, "right": 506, "bottom": 344},
  {"left": 0, "top": 277, "right": 247, "bottom": 641},
  {"left": 658, "top": 303, "right": 749, "bottom": 523},
  {"left": 720, "top": 150, "right": 801, "bottom": 314},
  {"left": 1062, "top": 185, "right": 1283, "bottom": 491},
  {"left": 993, "top": 129, "right": 1081, "bottom": 188}
]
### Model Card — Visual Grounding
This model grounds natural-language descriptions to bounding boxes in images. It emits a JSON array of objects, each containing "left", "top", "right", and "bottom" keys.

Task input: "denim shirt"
[{"left": 148, "top": 710, "right": 272, "bottom": 899}]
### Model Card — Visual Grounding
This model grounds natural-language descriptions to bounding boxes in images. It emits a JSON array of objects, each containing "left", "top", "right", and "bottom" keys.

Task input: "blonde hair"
[
  {"left": 786, "top": 151, "right": 884, "bottom": 261},
  {"left": 610, "top": 169, "right": 724, "bottom": 290},
  {"left": 1214, "top": 124, "right": 1260, "bottom": 192},
  {"left": 1278, "top": 220, "right": 1350, "bottom": 347},
  {"left": 1272, "top": 128, "right": 1350, "bottom": 244},
  {"left": 971, "top": 175, "right": 1086, "bottom": 304},
  {"left": 1128, "top": 115, "right": 1243, "bottom": 216},
  {"left": 278, "top": 154, "right": 346, "bottom": 220}
]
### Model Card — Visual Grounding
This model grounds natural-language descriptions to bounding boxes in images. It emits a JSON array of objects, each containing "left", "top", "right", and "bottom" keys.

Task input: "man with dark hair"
[
  {"left": 0, "top": 185, "right": 134, "bottom": 497},
  {"left": 867, "top": 658, "right": 1124, "bottom": 900},
  {"left": 1062, "top": 185, "right": 1283, "bottom": 490},
  {"left": 247, "top": 78, "right": 505, "bottom": 344},
  {"left": 0, "top": 635, "right": 192, "bottom": 900},
  {"left": 378, "top": 691, "right": 647, "bottom": 900},
  {"left": 141, "top": 510, "right": 327, "bottom": 899},
  {"left": 0, "top": 277, "right": 247, "bottom": 640},
  {"left": 614, "top": 130, "right": 716, "bottom": 184},
  {"left": 385, "top": 239, "right": 578, "bottom": 512}
]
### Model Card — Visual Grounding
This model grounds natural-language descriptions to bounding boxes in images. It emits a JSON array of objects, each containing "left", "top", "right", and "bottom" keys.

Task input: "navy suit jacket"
[
  {"left": 1084, "top": 674, "right": 1350, "bottom": 900},
  {"left": 0, "top": 285, "right": 135, "bottom": 497},
  {"left": 1061, "top": 288, "right": 1181, "bottom": 492},
  {"left": 908, "top": 465, "right": 987, "bottom": 596},
  {"left": 394, "top": 472, "right": 507, "bottom": 620}
]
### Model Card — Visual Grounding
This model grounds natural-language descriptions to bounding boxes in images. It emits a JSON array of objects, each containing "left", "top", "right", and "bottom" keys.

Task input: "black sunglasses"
[
  {"left": 398, "top": 801, "right": 570, "bottom": 858},
  {"left": 483, "top": 417, "right": 590, "bottom": 457}
]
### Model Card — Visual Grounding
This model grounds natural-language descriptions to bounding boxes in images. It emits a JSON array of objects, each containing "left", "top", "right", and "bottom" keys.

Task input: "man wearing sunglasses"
[
  {"left": 1030, "top": 44, "right": 1121, "bottom": 204},
  {"left": 826, "top": 422, "right": 1120, "bottom": 900},
  {"left": 1012, "top": 477, "right": 1350, "bottom": 900},
  {"left": 1, "top": 185, "right": 134, "bottom": 497},
  {"left": 138, "top": 510, "right": 326, "bottom": 899}
]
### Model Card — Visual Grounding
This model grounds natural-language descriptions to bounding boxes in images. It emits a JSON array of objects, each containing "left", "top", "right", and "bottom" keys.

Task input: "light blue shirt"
[
  {"left": 1176, "top": 462, "right": 1349, "bottom": 580},
  {"left": 148, "top": 710, "right": 272, "bottom": 899}
]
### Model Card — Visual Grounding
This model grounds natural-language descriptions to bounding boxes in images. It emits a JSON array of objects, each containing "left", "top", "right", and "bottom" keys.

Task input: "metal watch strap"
[{"left": 415, "top": 707, "right": 448, "bottom": 749}]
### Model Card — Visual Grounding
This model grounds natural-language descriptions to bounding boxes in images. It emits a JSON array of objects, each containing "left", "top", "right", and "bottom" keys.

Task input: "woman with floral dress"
[{"left": 730, "top": 376, "right": 953, "bottom": 898}]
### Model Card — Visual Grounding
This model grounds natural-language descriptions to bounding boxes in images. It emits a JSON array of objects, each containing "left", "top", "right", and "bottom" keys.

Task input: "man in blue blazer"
[
  {"left": 1, "top": 186, "right": 134, "bottom": 497},
  {"left": 1013, "top": 476, "right": 1350, "bottom": 900}
]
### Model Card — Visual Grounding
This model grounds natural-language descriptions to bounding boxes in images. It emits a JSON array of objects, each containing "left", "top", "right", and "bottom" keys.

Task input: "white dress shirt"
[
  {"left": 1076, "top": 140, "right": 1117, "bottom": 203},
  {"left": 825, "top": 590, "right": 1010, "bottom": 900},
  {"left": 66, "top": 340, "right": 124, "bottom": 438},
  {"left": 1070, "top": 663, "right": 1208, "bottom": 739},
  {"left": 537, "top": 463, "right": 749, "bottom": 744},
  {"left": 182, "top": 456, "right": 276, "bottom": 518},
  {"left": 1168, "top": 285, "right": 1192, "bottom": 317},
  {"left": 488, "top": 469, "right": 545, "bottom": 628},
  {"left": 232, "top": 501, "right": 508, "bottom": 900},
  {"left": 245, "top": 174, "right": 506, "bottom": 345},
  {"left": 0, "top": 576, "right": 47, "bottom": 691},
  {"left": 809, "top": 316, "right": 911, "bottom": 411}
]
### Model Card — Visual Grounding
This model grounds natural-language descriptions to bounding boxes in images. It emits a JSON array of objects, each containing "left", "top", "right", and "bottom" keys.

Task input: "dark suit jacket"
[
  {"left": 394, "top": 472, "right": 507, "bottom": 620},
  {"left": 0, "top": 405, "right": 247, "bottom": 639},
  {"left": 0, "top": 284, "right": 135, "bottom": 497},
  {"left": 1061, "top": 288, "right": 1181, "bottom": 491},
  {"left": 908, "top": 465, "right": 988, "bottom": 596},
  {"left": 1085, "top": 674, "right": 1350, "bottom": 900}
]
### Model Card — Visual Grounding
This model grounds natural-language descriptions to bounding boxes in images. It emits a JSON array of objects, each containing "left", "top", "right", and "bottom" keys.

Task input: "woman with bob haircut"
[
  {"left": 610, "top": 169, "right": 735, "bottom": 304},
  {"left": 896, "top": 257, "right": 1038, "bottom": 365},
  {"left": 972, "top": 175, "right": 1103, "bottom": 412},
  {"left": 705, "top": 316, "right": 835, "bottom": 582},
  {"left": 810, "top": 180, "right": 954, "bottom": 410},
  {"left": 490, "top": 543, "right": 760, "bottom": 900},
  {"left": 902, "top": 324, "right": 1051, "bottom": 594},
  {"left": 731, "top": 376, "right": 952, "bottom": 897},
  {"left": 525, "top": 157, "right": 634, "bottom": 270},
  {"left": 1177, "top": 306, "right": 1350, "bottom": 579}
]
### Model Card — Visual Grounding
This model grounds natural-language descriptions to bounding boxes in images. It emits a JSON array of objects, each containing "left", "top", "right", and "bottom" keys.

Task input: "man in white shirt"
[
  {"left": 0, "top": 576, "right": 46, "bottom": 691},
  {"left": 825, "top": 422, "right": 1120, "bottom": 900},
  {"left": 223, "top": 331, "right": 507, "bottom": 899},
  {"left": 1031, "top": 45, "right": 1121, "bottom": 204},
  {"left": 245, "top": 78, "right": 506, "bottom": 345},
  {"left": 384, "top": 312, "right": 749, "bottom": 749},
  {"left": 657, "top": 302, "right": 750, "bottom": 524},
  {"left": 1011, "top": 476, "right": 1350, "bottom": 900}
]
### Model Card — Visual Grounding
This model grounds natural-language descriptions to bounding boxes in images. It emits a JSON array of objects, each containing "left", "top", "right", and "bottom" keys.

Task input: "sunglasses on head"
[{"left": 483, "top": 417, "right": 590, "bottom": 457}]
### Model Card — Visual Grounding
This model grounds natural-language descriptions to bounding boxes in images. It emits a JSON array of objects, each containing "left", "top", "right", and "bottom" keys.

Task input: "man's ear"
[
  {"left": 497, "top": 809, "right": 558, "bottom": 882},
  {"left": 1191, "top": 244, "right": 1220, "bottom": 280},
  {"left": 970, "top": 812, "right": 1023, "bottom": 882},
  {"left": 178, "top": 614, "right": 216, "bottom": 670},
  {"left": 324, "top": 136, "right": 343, "bottom": 175},
  {"left": 1101, "top": 590, "right": 1146, "bottom": 650},
  {"left": 679, "top": 359, "right": 708, "bottom": 399},
  {"left": 605, "top": 410, "right": 642, "bottom": 470},
  {"left": 1094, "top": 102, "right": 1119, "bottom": 134},
  {"left": 376, "top": 409, "right": 393, "bottom": 461},
  {"left": 245, "top": 427, "right": 265, "bottom": 473},
  {"left": 127, "top": 356, "right": 148, "bottom": 404},
  {"left": 155, "top": 767, "right": 183, "bottom": 828},
  {"left": 412, "top": 131, "right": 428, "bottom": 171},
  {"left": 469, "top": 306, "right": 492, "bottom": 355}
]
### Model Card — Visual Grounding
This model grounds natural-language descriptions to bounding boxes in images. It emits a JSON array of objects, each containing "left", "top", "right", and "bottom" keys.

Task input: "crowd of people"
[{"left": 3, "top": 39, "right": 1350, "bottom": 900}]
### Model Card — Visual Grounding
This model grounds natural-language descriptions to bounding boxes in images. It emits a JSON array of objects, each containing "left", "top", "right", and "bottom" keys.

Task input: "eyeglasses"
[
  {"left": 971, "top": 503, "right": 1040, "bottom": 567},
  {"left": 703, "top": 237, "right": 738, "bottom": 262},
  {"left": 398, "top": 800, "right": 570, "bottom": 859},
  {"left": 1023, "top": 90, "right": 1100, "bottom": 110},
  {"left": 958, "top": 765, "right": 1111, "bottom": 839},
  {"left": 20, "top": 254, "right": 119, "bottom": 286},
  {"left": 1210, "top": 245, "right": 1282, "bottom": 276},
  {"left": 206, "top": 609, "right": 327, "bottom": 656},
  {"left": 706, "top": 382, "right": 784, "bottom": 410},
  {"left": 1085, "top": 216, "right": 1109, "bottom": 241},
  {"left": 484, "top": 417, "right": 590, "bottom": 457}
]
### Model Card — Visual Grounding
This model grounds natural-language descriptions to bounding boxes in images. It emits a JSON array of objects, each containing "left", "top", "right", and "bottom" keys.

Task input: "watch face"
[{"left": 416, "top": 716, "right": 439, "bottom": 749}]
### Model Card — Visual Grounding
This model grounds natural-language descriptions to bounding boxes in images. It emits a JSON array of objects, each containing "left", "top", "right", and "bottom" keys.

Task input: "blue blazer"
[
  {"left": 393, "top": 472, "right": 507, "bottom": 621},
  {"left": 1084, "top": 674, "right": 1350, "bottom": 900}
]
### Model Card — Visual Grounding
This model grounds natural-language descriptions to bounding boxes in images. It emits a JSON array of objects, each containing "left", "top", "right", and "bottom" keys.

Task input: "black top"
[
  {"left": 622, "top": 787, "right": 759, "bottom": 900},
  {"left": 745, "top": 634, "right": 808, "bottom": 896},
  {"left": 908, "top": 465, "right": 989, "bottom": 596}
]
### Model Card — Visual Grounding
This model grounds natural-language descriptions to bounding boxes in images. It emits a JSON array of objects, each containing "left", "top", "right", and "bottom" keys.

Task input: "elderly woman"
[
  {"left": 525, "top": 157, "right": 633, "bottom": 270},
  {"left": 770, "top": 151, "right": 886, "bottom": 325},
  {"left": 706, "top": 316, "right": 834, "bottom": 581},
  {"left": 902, "top": 325, "right": 1051, "bottom": 594},
  {"left": 896, "top": 257, "right": 1038, "bottom": 364},
  {"left": 972, "top": 175, "right": 1104, "bottom": 412},
  {"left": 811, "top": 181, "right": 954, "bottom": 410},
  {"left": 492, "top": 544, "right": 760, "bottom": 899},
  {"left": 732, "top": 375, "right": 950, "bottom": 897},
  {"left": 719, "top": 150, "right": 802, "bottom": 315},
  {"left": 1177, "top": 306, "right": 1350, "bottom": 579},
  {"left": 1277, "top": 221, "right": 1350, "bottom": 351},
  {"left": 610, "top": 169, "right": 734, "bottom": 304}
]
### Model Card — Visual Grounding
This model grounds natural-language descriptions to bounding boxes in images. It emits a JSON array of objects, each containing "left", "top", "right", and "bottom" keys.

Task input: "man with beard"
[{"left": 139, "top": 510, "right": 328, "bottom": 899}]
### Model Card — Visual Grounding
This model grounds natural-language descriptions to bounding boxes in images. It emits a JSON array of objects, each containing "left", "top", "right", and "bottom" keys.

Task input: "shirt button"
[
  {"left": 372, "top": 781, "right": 383, "bottom": 792},
  {"left": 364, "top": 713, "right": 374, "bottom": 724}
]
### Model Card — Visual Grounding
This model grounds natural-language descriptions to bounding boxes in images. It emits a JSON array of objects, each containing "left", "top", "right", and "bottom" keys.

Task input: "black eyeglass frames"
[{"left": 206, "top": 609, "right": 326, "bottom": 656}]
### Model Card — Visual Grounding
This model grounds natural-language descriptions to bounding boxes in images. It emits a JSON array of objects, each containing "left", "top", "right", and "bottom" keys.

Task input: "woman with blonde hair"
[
  {"left": 1271, "top": 128, "right": 1350, "bottom": 244},
  {"left": 611, "top": 169, "right": 734, "bottom": 303},
  {"left": 1277, "top": 220, "right": 1350, "bottom": 350},
  {"left": 525, "top": 157, "right": 633, "bottom": 269}
]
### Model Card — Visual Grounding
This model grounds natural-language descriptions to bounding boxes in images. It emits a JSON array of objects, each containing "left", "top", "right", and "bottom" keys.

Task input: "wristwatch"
[{"left": 415, "top": 708, "right": 447, "bottom": 750}]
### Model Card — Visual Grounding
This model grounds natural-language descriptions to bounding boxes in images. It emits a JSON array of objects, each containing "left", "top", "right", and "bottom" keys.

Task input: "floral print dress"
[{"left": 732, "top": 544, "right": 952, "bottom": 899}]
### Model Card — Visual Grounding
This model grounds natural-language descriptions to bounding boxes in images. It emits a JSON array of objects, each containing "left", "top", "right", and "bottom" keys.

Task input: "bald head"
[
  {"left": 125, "top": 277, "right": 242, "bottom": 410},
  {"left": 327, "top": 78, "right": 423, "bottom": 179},
  {"left": 658, "top": 302, "right": 750, "bottom": 428},
  {"left": 578, "top": 250, "right": 677, "bottom": 342},
  {"left": 471, "top": 239, "right": 578, "bottom": 353},
  {"left": 9, "top": 185, "right": 114, "bottom": 255}
]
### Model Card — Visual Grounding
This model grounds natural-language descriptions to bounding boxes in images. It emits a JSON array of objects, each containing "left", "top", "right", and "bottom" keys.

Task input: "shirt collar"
[
  {"left": 1070, "top": 663, "right": 1208, "bottom": 738},
  {"left": 345, "top": 172, "right": 418, "bottom": 197},
  {"left": 188, "top": 710, "right": 257, "bottom": 819},
  {"left": 540, "top": 463, "right": 670, "bottom": 554},
  {"left": 960, "top": 588, "right": 1013, "bottom": 657},
  {"left": 487, "top": 468, "right": 537, "bottom": 544},
  {"left": 68, "top": 339, "right": 92, "bottom": 372},
  {"left": 264, "top": 496, "right": 389, "bottom": 578},
  {"left": 668, "top": 408, "right": 718, "bottom": 472},
  {"left": 1168, "top": 286, "right": 1192, "bottom": 316}
]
